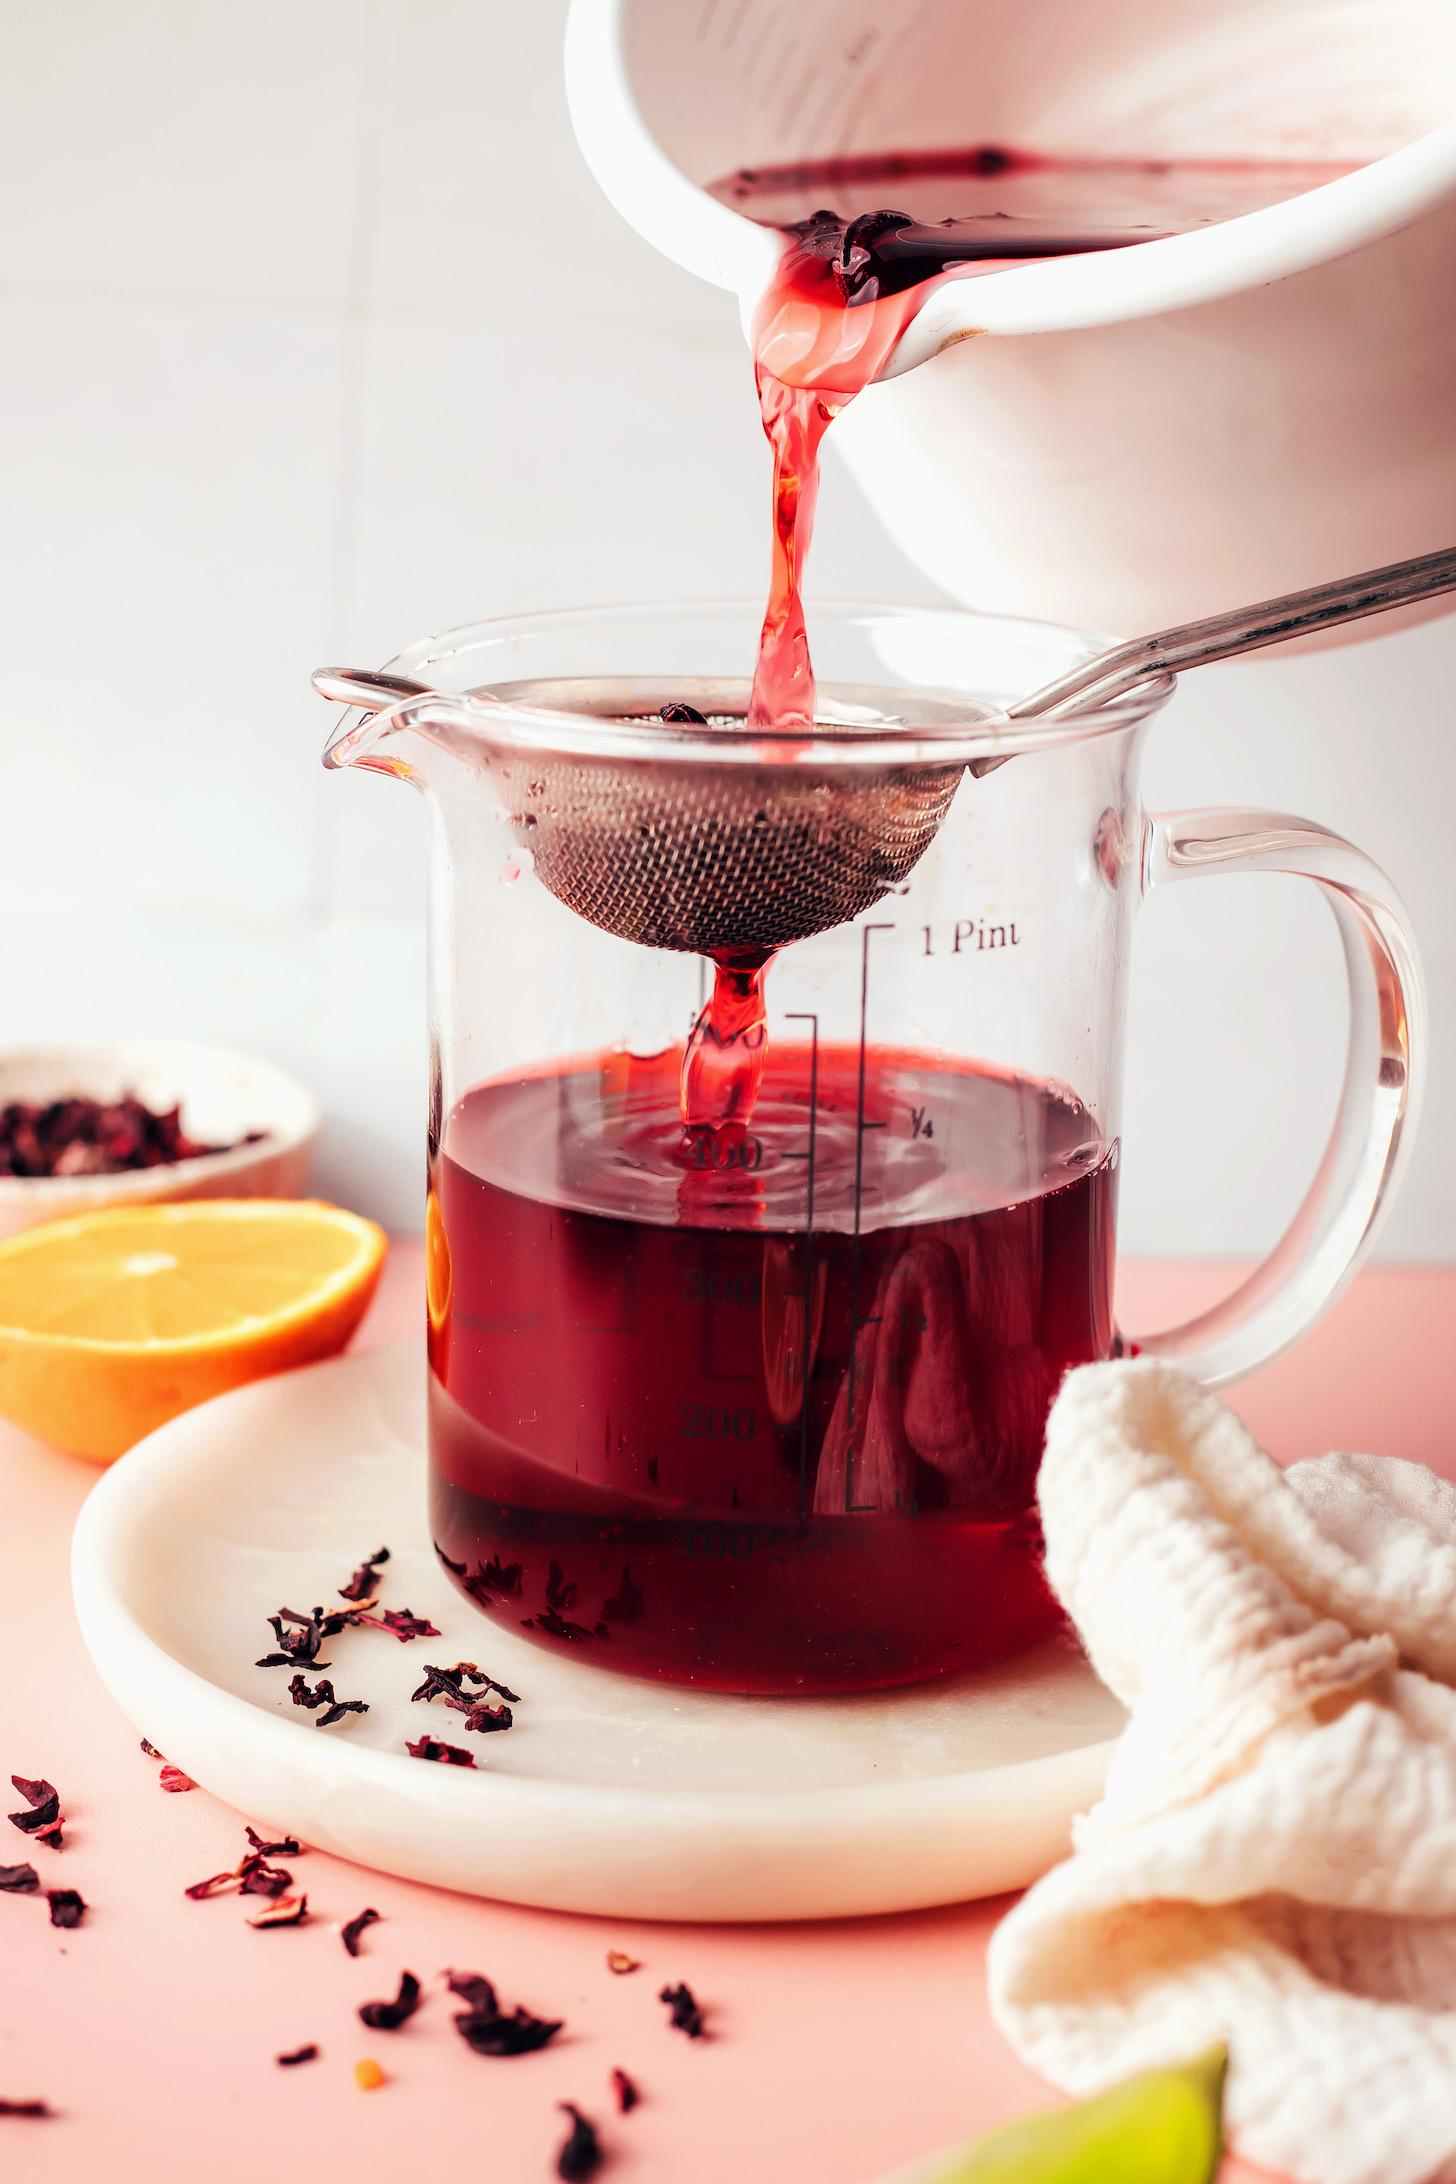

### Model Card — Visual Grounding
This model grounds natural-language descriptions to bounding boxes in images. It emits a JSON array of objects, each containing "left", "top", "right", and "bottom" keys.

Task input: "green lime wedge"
[{"left": 900, "top": 2048, "right": 1226, "bottom": 2184}]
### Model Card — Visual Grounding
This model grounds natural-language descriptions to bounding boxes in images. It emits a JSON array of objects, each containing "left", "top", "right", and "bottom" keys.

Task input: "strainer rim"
[{"left": 378, "top": 597, "right": 1175, "bottom": 769}]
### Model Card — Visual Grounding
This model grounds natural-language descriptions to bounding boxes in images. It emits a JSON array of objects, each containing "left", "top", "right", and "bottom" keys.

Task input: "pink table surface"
[{"left": 6, "top": 1248, "right": 1454, "bottom": 2184}]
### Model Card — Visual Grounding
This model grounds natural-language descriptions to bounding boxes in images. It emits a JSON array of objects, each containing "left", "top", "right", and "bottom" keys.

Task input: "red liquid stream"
[
  {"left": 688, "top": 145, "right": 1351, "bottom": 1127},
  {"left": 738, "top": 145, "right": 1351, "bottom": 736}
]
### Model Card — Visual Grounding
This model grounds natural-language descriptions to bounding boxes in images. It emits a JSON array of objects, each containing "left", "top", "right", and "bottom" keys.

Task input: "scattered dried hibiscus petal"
[
  {"left": 410, "top": 1662, "right": 517, "bottom": 1732},
  {"left": 341, "top": 1908, "right": 381, "bottom": 1957},
  {"left": 412, "top": 1661, "right": 517, "bottom": 1705},
  {"left": 605, "top": 1950, "right": 639, "bottom": 1976},
  {"left": 447, "top": 1971, "right": 563, "bottom": 2057},
  {"left": 46, "top": 1889, "right": 85, "bottom": 1930},
  {"left": 459, "top": 2009, "right": 564, "bottom": 2057},
  {"left": 276, "top": 2045, "right": 319, "bottom": 2067},
  {"left": 256, "top": 1604, "right": 352, "bottom": 1670},
  {"left": 358, "top": 1971, "right": 421, "bottom": 2030},
  {"left": 339, "top": 1546, "right": 391, "bottom": 1601},
  {"left": 139, "top": 1739, "right": 164, "bottom": 1760},
  {"left": 239, "top": 1857, "right": 293, "bottom": 1900},
  {"left": 287, "top": 1674, "right": 369, "bottom": 1728},
  {"left": 185, "top": 1868, "right": 242, "bottom": 1902},
  {"left": 405, "top": 1736, "right": 476, "bottom": 1768},
  {"left": 0, "top": 2098, "right": 51, "bottom": 2118},
  {"left": 245, "top": 1827, "right": 302, "bottom": 1857},
  {"left": 659, "top": 1982, "right": 706, "bottom": 2038},
  {"left": 354, "top": 1607, "right": 440, "bottom": 1643},
  {"left": 7, "top": 1777, "right": 61, "bottom": 1843},
  {"left": 186, "top": 1851, "right": 291, "bottom": 1902},
  {"left": 460, "top": 1701, "right": 513, "bottom": 1734},
  {"left": 248, "top": 1893, "right": 308, "bottom": 1929},
  {"left": 556, "top": 2103, "right": 604, "bottom": 2181},
  {"left": 611, "top": 2067, "right": 639, "bottom": 2114},
  {"left": 158, "top": 1766, "right": 195, "bottom": 1794},
  {"left": 0, "top": 1864, "right": 39, "bottom": 1894}
]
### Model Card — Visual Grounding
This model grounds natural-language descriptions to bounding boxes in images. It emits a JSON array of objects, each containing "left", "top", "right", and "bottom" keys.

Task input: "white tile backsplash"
[
  {"left": 0, "top": 1, "right": 371, "bottom": 308},
  {"left": 3, "top": 0, "right": 1452, "bottom": 1259}
]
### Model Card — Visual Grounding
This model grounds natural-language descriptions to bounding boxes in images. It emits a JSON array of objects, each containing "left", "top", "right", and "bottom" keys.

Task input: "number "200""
[{"left": 679, "top": 1404, "right": 757, "bottom": 1441}]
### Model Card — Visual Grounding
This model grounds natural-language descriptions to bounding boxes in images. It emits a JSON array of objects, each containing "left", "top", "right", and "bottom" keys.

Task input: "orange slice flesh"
[{"left": 0, "top": 1199, "right": 387, "bottom": 1462}]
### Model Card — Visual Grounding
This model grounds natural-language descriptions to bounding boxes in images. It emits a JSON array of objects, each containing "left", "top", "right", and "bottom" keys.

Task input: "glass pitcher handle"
[{"left": 1125, "top": 808, "right": 1425, "bottom": 1385}]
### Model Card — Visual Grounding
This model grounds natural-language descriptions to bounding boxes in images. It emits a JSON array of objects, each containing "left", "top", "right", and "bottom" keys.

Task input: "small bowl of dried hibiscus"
[{"left": 0, "top": 1041, "right": 320, "bottom": 1241}]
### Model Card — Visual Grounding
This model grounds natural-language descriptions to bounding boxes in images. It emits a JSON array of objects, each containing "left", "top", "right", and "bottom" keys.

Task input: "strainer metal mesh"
[{"left": 485, "top": 709, "right": 962, "bottom": 954}]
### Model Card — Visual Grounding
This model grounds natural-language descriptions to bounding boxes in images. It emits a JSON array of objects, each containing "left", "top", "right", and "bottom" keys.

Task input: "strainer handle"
[
  {"left": 1122, "top": 807, "right": 1424, "bottom": 1384},
  {"left": 1008, "top": 544, "right": 1456, "bottom": 718},
  {"left": 312, "top": 668, "right": 434, "bottom": 710}
]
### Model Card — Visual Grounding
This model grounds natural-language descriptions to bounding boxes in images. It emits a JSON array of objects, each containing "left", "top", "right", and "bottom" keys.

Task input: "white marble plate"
[{"left": 71, "top": 1343, "right": 1121, "bottom": 1921}]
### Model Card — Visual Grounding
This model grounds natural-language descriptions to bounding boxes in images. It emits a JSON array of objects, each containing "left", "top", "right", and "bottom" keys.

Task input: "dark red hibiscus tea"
[{"left": 429, "top": 1045, "right": 1117, "bottom": 1693}]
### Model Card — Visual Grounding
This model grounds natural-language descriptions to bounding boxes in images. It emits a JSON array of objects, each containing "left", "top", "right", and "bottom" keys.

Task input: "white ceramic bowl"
[{"left": 0, "top": 1041, "right": 320, "bottom": 1243}]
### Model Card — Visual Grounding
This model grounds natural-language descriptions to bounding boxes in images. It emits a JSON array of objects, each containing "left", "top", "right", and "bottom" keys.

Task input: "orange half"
[{"left": 0, "top": 1198, "right": 387, "bottom": 1462}]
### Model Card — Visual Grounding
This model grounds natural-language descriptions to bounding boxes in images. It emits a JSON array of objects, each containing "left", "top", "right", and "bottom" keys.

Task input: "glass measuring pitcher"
[{"left": 318, "top": 601, "right": 1422, "bottom": 1696}]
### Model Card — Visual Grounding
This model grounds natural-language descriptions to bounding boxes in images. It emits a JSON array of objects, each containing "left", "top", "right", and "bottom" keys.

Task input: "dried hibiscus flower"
[
  {"left": 158, "top": 1765, "right": 195, "bottom": 1793},
  {"left": 354, "top": 1607, "right": 439, "bottom": 1643},
  {"left": 341, "top": 1907, "right": 381, "bottom": 1957},
  {"left": 659, "top": 1982, "right": 706, "bottom": 2038},
  {"left": 460, "top": 1701, "right": 513, "bottom": 1734},
  {"left": 239, "top": 1858, "right": 293, "bottom": 1900},
  {"left": 0, "top": 2098, "right": 52, "bottom": 2117},
  {"left": 248, "top": 1892, "right": 308, "bottom": 1929},
  {"left": 276, "top": 2045, "right": 319, "bottom": 2067},
  {"left": 7, "top": 1776, "right": 62, "bottom": 1846},
  {"left": 139, "top": 1739, "right": 164, "bottom": 1759},
  {"left": 0, "top": 1864, "right": 39, "bottom": 1894},
  {"left": 245, "top": 1827, "right": 302, "bottom": 1857},
  {"left": 410, "top": 1662, "right": 516, "bottom": 1732},
  {"left": 405, "top": 1736, "right": 475, "bottom": 1767},
  {"left": 339, "top": 1546, "right": 391, "bottom": 1601},
  {"left": 46, "top": 1889, "right": 85, "bottom": 1930},
  {"left": 256, "top": 1604, "right": 348, "bottom": 1669},
  {"left": 610, "top": 2067, "right": 639, "bottom": 2114},
  {"left": 358, "top": 1971, "right": 421, "bottom": 2030},
  {"left": 186, "top": 1851, "right": 291, "bottom": 1902},
  {"left": 446, "top": 1970, "right": 563, "bottom": 2057},
  {"left": 556, "top": 2103, "right": 604, "bottom": 2181},
  {"left": 287, "top": 1674, "right": 368, "bottom": 1728},
  {"left": 411, "top": 1661, "right": 516, "bottom": 1706},
  {"left": 0, "top": 1093, "right": 247, "bottom": 1179},
  {"left": 185, "top": 1868, "right": 243, "bottom": 1902}
]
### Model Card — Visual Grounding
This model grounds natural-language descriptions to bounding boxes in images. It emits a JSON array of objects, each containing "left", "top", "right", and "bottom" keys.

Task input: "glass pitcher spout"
[{"left": 314, "top": 666, "right": 486, "bottom": 787}]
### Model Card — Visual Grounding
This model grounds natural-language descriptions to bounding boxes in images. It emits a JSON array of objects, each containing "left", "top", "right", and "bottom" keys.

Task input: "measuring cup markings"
[
  {"left": 842, "top": 920, "right": 895, "bottom": 1511},
  {"left": 782, "top": 1005, "right": 820, "bottom": 1529}
]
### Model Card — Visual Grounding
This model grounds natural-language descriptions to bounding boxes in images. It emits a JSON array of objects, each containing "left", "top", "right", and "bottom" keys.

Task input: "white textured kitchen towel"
[{"left": 988, "top": 1358, "right": 1456, "bottom": 2184}]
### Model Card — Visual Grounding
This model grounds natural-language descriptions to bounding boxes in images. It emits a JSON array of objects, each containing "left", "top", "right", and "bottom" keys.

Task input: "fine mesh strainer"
[
  {"left": 315, "top": 668, "right": 988, "bottom": 956},
  {"left": 315, "top": 544, "right": 1456, "bottom": 957}
]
